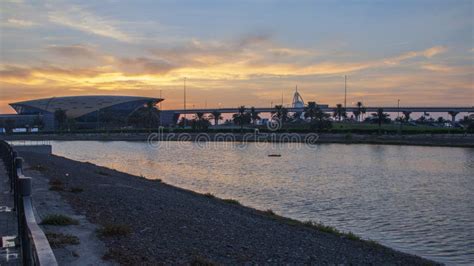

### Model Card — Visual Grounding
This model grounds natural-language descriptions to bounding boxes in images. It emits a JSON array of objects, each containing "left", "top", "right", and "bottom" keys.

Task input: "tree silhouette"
[
  {"left": 333, "top": 104, "right": 346, "bottom": 121},
  {"left": 371, "top": 108, "right": 390, "bottom": 134},
  {"left": 232, "top": 106, "right": 250, "bottom": 131},
  {"left": 54, "top": 109, "right": 67, "bottom": 131},
  {"left": 272, "top": 105, "right": 289, "bottom": 125},
  {"left": 250, "top": 107, "right": 261, "bottom": 125},
  {"left": 210, "top": 110, "right": 222, "bottom": 126}
]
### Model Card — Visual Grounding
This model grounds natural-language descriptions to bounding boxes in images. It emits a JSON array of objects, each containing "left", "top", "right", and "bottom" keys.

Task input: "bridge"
[
  {"left": 158, "top": 89, "right": 473, "bottom": 125},
  {"left": 167, "top": 106, "right": 473, "bottom": 114}
]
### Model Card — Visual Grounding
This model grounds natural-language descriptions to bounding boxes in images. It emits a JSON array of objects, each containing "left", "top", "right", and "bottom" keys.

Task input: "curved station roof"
[{"left": 10, "top": 95, "right": 162, "bottom": 119}]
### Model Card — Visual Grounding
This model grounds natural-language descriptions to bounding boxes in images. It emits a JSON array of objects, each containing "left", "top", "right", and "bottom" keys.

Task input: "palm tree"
[
  {"left": 210, "top": 110, "right": 222, "bottom": 126},
  {"left": 144, "top": 101, "right": 160, "bottom": 129},
  {"left": 352, "top": 110, "right": 361, "bottom": 122},
  {"left": 249, "top": 107, "right": 261, "bottom": 125},
  {"left": 402, "top": 111, "right": 412, "bottom": 122},
  {"left": 232, "top": 106, "right": 249, "bottom": 131},
  {"left": 304, "top": 102, "right": 318, "bottom": 121},
  {"left": 312, "top": 106, "right": 332, "bottom": 131},
  {"left": 193, "top": 112, "right": 209, "bottom": 130},
  {"left": 355, "top": 101, "right": 364, "bottom": 122},
  {"left": 128, "top": 101, "right": 160, "bottom": 130},
  {"left": 333, "top": 104, "right": 346, "bottom": 121},
  {"left": 272, "top": 105, "right": 289, "bottom": 124},
  {"left": 54, "top": 109, "right": 67, "bottom": 131},
  {"left": 371, "top": 108, "right": 390, "bottom": 134}
]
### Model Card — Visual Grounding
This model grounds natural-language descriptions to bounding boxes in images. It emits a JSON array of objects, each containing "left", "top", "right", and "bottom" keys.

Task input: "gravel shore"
[{"left": 21, "top": 152, "right": 438, "bottom": 265}]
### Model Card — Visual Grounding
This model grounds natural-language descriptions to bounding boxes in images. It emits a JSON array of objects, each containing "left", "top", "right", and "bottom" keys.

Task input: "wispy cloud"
[
  {"left": 423, "top": 46, "right": 447, "bottom": 58},
  {"left": 46, "top": 44, "right": 97, "bottom": 58},
  {"left": 47, "top": 5, "right": 131, "bottom": 42},
  {"left": 4, "top": 18, "right": 37, "bottom": 27},
  {"left": 383, "top": 46, "right": 447, "bottom": 65},
  {"left": 421, "top": 64, "right": 453, "bottom": 72}
]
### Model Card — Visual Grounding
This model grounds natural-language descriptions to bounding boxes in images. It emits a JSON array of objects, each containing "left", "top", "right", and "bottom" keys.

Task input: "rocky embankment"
[{"left": 21, "top": 152, "right": 439, "bottom": 265}]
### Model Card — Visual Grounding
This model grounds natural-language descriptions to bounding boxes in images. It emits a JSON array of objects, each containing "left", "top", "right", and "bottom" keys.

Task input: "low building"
[{"left": 7, "top": 95, "right": 163, "bottom": 130}]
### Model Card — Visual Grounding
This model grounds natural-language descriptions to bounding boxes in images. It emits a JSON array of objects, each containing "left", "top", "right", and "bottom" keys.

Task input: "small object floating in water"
[{"left": 268, "top": 154, "right": 281, "bottom": 157}]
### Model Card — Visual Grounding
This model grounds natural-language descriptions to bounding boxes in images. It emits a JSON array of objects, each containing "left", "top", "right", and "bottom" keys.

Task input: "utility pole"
[
  {"left": 397, "top": 99, "right": 400, "bottom": 120},
  {"left": 184, "top": 77, "right": 187, "bottom": 127},
  {"left": 281, "top": 89, "right": 284, "bottom": 106},
  {"left": 398, "top": 99, "right": 401, "bottom": 135},
  {"left": 344, "top": 75, "right": 347, "bottom": 110}
]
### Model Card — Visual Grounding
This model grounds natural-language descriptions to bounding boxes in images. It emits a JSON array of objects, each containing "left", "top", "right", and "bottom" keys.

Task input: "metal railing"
[{"left": 0, "top": 140, "right": 57, "bottom": 266}]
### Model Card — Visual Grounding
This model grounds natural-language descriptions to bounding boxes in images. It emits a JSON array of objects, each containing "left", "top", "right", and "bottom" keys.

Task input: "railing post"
[
  {"left": 15, "top": 157, "right": 23, "bottom": 175},
  {"left": 13, "top": 157, "right": 23, "bottom": 211},
  {"left": 19, "top": 177, "right": 32, "bottom": 266}
]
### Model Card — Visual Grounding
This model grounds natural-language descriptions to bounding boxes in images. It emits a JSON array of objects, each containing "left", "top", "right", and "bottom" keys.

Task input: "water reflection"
[{"left": 50, "top": 141, "right": 474, "bottom": 265}]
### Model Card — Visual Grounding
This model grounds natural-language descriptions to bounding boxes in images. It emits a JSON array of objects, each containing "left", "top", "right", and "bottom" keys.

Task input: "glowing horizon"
[{"left": 1, "top": 0, "right": 473, "bottom": 114}]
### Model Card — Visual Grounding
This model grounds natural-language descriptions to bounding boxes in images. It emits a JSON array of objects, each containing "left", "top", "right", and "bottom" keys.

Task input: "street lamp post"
[
  {"left": 397, "top": 99, "right": 401, "bottom": 134},
  {"left": 184, "top": 77, "right": 187, "bottom": 128}
]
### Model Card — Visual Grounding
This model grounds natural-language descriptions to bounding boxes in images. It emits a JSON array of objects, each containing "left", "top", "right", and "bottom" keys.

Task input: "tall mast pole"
[
  {"left": 184, "top": 77, "right": 187, "bottom": 127},
  {"left": 281, "top": 89, "right": 283, "bottom": 106},
  {"left": 344, "top": 75, "right": 347, "bottom": 110}
]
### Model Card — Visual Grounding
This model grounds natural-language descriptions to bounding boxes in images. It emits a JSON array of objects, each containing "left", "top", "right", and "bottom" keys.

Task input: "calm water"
[{"left": 49, "top": 141, "right": 473, "bottom": 265}]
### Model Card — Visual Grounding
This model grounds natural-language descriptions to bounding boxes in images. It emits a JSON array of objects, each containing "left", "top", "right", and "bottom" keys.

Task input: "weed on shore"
[
  {"left": 265, "top": 209, "right": 276, "bottom": 216},
  {"left": 41, "top": 214, "right": 79, "bottom": 226},
  {"left": 69, "top": 187, "right": 84, "bottom": 193},
  {"left": 97, "top": 224, "right": 131, "bottom": 237},
  {"left": 222, "top": 199, "right": 240, "bottom": 205},
  {"left": 45, "top": 232, "right": 80, "bottom": 248},
  {"left": 49, "top": 179, "right": 64, "bottom": 191},
  {"left": 96, "top": 170, "right": 110, "bottom": 176},
  {"left": 204, "top": 193, "right": 215, "bottom": 198}
]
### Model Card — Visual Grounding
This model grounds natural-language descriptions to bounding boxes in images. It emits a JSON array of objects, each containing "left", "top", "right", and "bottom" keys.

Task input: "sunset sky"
[{"left": 1, "top": 0, "right": 473, "bottom": 114}]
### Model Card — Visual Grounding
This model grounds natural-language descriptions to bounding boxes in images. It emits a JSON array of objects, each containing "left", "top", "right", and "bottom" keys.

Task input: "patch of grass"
[
  {"left": 346, "top": 231, "right": 361, "bottom": 241},
  {"left": 366, "top": 239, "right": 381, "bottom": 247},
  {"left": 49, "top": 179, "right": 64, "bottom": 191},
  {"left": 27, "top": 164, "right": 48, "bottom": 171},
  {"left": 69, "top": 187, "right": 84, "bottom": 193},
  {"left": 45, "top": 232, "right": 80, "bottom": 248},
  {"left": 265, "top": 209, "right": 276, "bottom": 216},
  {"left": 222, "top": 198, "right": 240, "bottom": 205},
  {"left": 302, "top": 221, "right": 341, "bottom": 235},
  {"left": 96, "top": 170, "right": 110, "bottom": 176},
  {"left": 190, "top": 255, "right": 216, "bottom": 266},
  {"left": 97, "top": 224, "right": 131, "bottom": 237},
  {"left": 40, "top": 214, "right": 79, "bottom": 226},
  {"left": 203, "top": 193, "right": 215, "bottom": 198},
  {"left": 259, "top": 210, "right": 369, "bottom": 244},
  {"left": 302, "top": 220, "right": 368, "bottom": 242}
]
